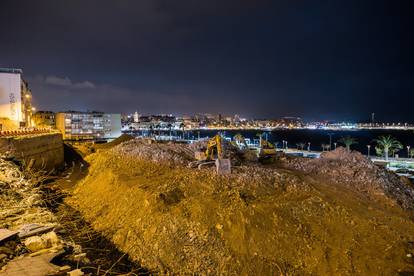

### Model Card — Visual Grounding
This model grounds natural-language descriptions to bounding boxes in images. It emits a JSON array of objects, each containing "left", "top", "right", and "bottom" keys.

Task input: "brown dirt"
[{"left": 67, "top": 141, "right": 414, "bottom": 274}]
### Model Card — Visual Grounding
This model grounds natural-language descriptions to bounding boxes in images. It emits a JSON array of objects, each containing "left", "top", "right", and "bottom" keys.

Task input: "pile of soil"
[
  {"left": 69, "top": 142, "right": 414, "bottom": 274},
  {"left": 285, "top": 147, "right": 414, "bottom": 212},
  {"left": 112, "top": 138, "right": 195, "bottom": 166}
]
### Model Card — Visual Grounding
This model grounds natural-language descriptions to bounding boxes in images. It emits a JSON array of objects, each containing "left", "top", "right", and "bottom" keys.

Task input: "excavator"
[
  {"left": 189, "top": 134, "right": 231, "bottom": 174},
  {"left": 257, "top": 136, "right": 277, "bottom": 160},
  {"left": 205, "top": 134, "right": 224, "bottom": 160},
  {"left": 232, "top": 133, "right": 277, "bottom": 161}
]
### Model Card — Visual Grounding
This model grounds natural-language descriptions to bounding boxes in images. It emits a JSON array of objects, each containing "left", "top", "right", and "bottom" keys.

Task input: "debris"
[
  {"left": 18, "top": 224, "right": 55, "bottom": 239},
  {"left": 59, "top": 265, "right": 71, "bottom": 272},
  {"left": 0, "top": 229, "right": 18, "bottom": 244},
  {"left": 24, "top": 231, "right": 62, "bottom": 253},
  {"left": 67, "top": 268, "right": 84, "bottom": 276},
  {"left": 24, "top": 236, "right": 46, "bottom": 252},
  {"left": 41, "top": 231, "right": 60, "bottom": 248},
  {"left": 0, "top": 252, "right": 62, "bottom": 276},
  {"left": 284, "top": 147, "right": 414, "bottom": 211}
]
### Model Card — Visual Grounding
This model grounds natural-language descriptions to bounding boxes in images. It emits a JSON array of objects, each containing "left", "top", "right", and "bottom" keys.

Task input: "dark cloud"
[
  {"left": 0, "top": 0, "right": 413, "bottom": 121},
  {"left": 41, "top": 76, "right": 96, "bottom": 89}
]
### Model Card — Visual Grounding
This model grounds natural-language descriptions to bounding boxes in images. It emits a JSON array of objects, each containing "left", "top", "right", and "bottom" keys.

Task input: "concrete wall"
[{"left": 0, "top": 133, "right": 64, "bottom": 171}]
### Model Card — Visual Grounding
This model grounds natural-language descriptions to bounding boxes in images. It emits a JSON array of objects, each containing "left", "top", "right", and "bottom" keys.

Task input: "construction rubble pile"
[
  {"left": 70, "top": 140, "right": 414, "bottom": 275},
  {"left": 284, "top": 147, "right": 414, "bottom": 212},
  {"left": 0, "top": 158, "right": 86, "bottom": 276},
  {"left": 114, "top": 138, "right": 195, "bottom": 165}
]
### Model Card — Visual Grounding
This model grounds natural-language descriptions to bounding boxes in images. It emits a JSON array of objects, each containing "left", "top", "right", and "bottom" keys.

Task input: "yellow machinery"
[
  {"left": 257, "top": 136, "right": 277, "bottom": 159},
  {"left": 190, "top": 134, "right": 231, "bottom": 174},
  {"left": 205, "top": 134, "right": 223, "bottom": 160}
]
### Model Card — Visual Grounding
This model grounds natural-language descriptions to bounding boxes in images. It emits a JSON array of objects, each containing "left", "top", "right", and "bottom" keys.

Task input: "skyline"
[{"left": 1, "top": 1, "right": 414, "bottom": 122}]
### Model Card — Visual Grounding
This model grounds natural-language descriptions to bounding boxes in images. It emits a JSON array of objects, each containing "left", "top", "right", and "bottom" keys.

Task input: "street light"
[
  {"left": 407, "top": 145, "right": 411, "bottom": 159},
  {"left": 334, "top": 142, "right": 337, "bottom": 150},
  {"left": 367, "top": 145, "right": 371, "bottom": 158},
  {"left": 308, "top": 142, "right": 311, "bottom": 152},
  {"left": 327, "top": 133, "right": 333, "bottom": 150}
]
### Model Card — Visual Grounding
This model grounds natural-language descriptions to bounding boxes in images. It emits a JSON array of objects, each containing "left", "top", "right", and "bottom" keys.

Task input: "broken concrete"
[
  {"left": 18, "top": 224, "right": 55, "bottom": 239},
  {"left": 0, "top": 251, "right": 63, "bottom": 276},
  {"left": 0, "top": 229, "right": 17, "bottom": 244}
]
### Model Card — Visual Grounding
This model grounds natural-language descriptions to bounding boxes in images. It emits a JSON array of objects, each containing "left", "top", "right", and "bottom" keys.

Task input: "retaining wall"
[{"left": 0, "top": 133, "right": 64, "bottom": 171}]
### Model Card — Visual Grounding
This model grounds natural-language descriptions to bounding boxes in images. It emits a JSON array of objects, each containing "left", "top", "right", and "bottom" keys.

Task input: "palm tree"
[
  {"left": 296, "top": 142, "right": 305, "bottom": 150},
  {"left": 374, "top": 135, "right": 402, "bottom": 161},
  {"left": 375, "top": 146, "right": 384, "bottom": 157},
  {"left": 338, "top": 136, "right": 358, "bottom": 152},
  {"left": 233, "top": 133, "right": 247, "bottom": 149},
  {"left": 321, "top": 143, "right": 330, "bottom": 152}
]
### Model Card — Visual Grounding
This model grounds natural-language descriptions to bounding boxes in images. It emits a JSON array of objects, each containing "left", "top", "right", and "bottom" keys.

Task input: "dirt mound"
[
  {"left": 285, "top": 147, "right": 414, "bottom": 212},
  {"left": 189, "top": 139, "right": 243, "bottom": 163},
  {"left": 69, "top": 143, "right": 414, "bottom": 274},
  {"left": 95, "top": 134, "right": 134, "bottom": 150},
  {"left": 111, "top": 138, "right": 195, "bottom": 166}
]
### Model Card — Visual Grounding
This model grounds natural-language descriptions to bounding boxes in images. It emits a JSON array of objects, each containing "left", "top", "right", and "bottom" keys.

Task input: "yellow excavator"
[
  {"left": 205, "top": 134, "right": 224, "bottom": 160},
  {"left": 190, "top": 134, "right": 231, "bottom": 174},
  {"left": 258, "top": 137, "right": 277, "bottom": 160},
  {"left": 232, "top": 133, "right": 277, "bottom": 160}
]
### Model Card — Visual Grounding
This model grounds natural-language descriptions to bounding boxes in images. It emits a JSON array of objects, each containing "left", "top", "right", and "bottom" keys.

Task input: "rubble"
[
  {"left": 18, "top": 224, "right": 55, "bottom": 238},
  {"left": 0, "top": 251, "right": 63, "bottom": 276},
  {"left": 0, "top": 157, "right": 82, "bottom": 274},
  {"left": 113, "top": 138, "right": 194, "bottom": 165},
  {"left": 284, "top": 147, "right": 414, "bottom": 211},
  {"left": 0, "top": 229, "right": 17, "bottom": 243},
  {"left": 24, "top": 236, "right": 46, "bottom": 253},
  {"left": 0, "top": 155, "right": 148, "bottom": 275}
]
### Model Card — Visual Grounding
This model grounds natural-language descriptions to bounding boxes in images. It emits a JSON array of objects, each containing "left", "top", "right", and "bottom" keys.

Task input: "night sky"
[{"left": 1, "top": 1, "right": 413, "bottom": 122}]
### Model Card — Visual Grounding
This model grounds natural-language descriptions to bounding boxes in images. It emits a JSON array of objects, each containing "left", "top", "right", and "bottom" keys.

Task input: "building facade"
[
  {"left": 55, "top": 111, "right": 121, "bottom": 140},
  {"left": 0, "top": 68, "right": 33, "bottom": 130},
  {"left": 33, "top": 111, "right": 56, "bottom": 128}
]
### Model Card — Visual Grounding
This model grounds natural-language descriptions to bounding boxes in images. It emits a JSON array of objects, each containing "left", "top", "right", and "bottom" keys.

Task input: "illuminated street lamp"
[
  {"left": 334, "top": 142, "right": 337, "bottom": 150},
  {"left": 31, "top": 107, "right": 36, "bottom": 112},
  {"left": 367, "top": 145, "right": 371, "bottom": 158},
  {"left": 308, "top": 142, "right": 311, "bottom": 152},
  {"left": 407, "top": 146, "right": 411, "bottom": 159}
]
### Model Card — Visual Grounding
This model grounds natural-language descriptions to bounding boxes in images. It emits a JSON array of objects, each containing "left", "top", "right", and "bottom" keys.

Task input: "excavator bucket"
[{"left": 216, "top": 159, "right": 231, "bottom": 175}]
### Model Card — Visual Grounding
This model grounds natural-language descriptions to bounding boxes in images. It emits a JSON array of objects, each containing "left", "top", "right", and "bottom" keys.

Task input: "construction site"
[{"left": 1, "top": 133, "right": 414, "bottom": 275}]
